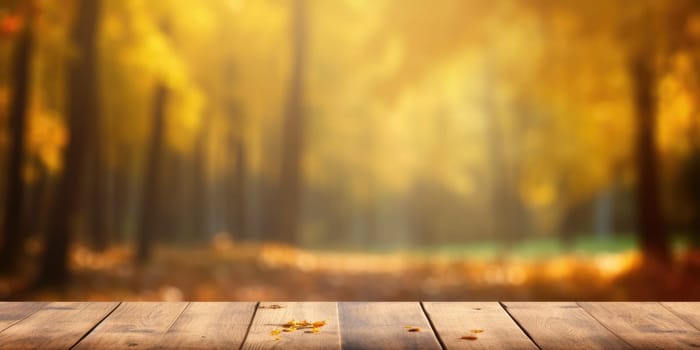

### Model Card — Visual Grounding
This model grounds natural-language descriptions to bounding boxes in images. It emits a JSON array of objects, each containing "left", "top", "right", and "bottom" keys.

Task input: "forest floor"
[{"left": 2, "top": 234, "right": 700, "bottom": 301}]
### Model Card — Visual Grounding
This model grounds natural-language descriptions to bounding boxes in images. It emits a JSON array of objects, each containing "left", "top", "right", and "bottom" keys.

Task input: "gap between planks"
[
  {"left": 68, "top": 302, "right": 122, "bottom": 350},
  {"left": 237, "top": 302, "right": 260, "bottom": 350},
  {"left": 498, "top": 302, "right": 543, "bottom": 350},
  {"left": 418, "top": 302, "right": 447, "bottom": 350}
]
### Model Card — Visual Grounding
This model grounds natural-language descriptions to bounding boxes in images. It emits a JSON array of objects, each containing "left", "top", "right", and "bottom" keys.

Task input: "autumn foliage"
[{"left": 0, "top": 0, "right": 700, "bottom": 299}]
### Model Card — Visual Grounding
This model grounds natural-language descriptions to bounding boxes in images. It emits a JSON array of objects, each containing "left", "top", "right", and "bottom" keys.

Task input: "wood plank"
[
  {"left": 162, "top": 302, "right": 257, "bottom": 349},
  {"left": 338, "top": 302, "right": 442, "bottom": 350},
  {"left": 0, "top": 302, "right": 118, "bottom": 350},
  {"left": 662, "top": 302, "right": 700, "bottom": 330},
  {"left": 503, "top": 302, "right": 632, "bottom": 350},
  {"left": 422, "top": 302, "right": 538, "bottom": 350},
  {"left": 0, "top": 302, "right": 46, "bottom": 333},
  {"left": 73, "top": 302, "right": 188, "bottom": 349},
  {"left": 579, "top": 302, "right": 700, "bottom": 350},
  {"left": 242, "top": 302, "right": 340, "bottom": 350}
]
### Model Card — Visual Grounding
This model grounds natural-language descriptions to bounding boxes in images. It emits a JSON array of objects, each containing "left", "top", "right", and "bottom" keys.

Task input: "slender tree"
[
  {"left": 626, "top": 1, "right": 682, "bottom": 266},
  {"left": 630, "top": 51, "right": 670, "bottom": 265},
  {"left": 112, "top": 144, "right": 133, "bottom": 244},
  {"left": 86, "top": 3, "right": 106, "bottom": 251},
  {"left": 275, "top": 0, "right": 307, "bottom": 244},
  {"left": 37, "top": 0, "right": 100, "bottom": 285},
  {"left": 228, "top": 132, "right": 247, "bottom": 240},
  {"left": 87, "top": 119, "right": 107, "bottom": 251},
  {"left": 0, "top": 6, "right": 33, "bottom": 273},
  {"left": 136, "top": 83, "right": 168, "bottom": 263},
  {"left": 192, "top": 122, "right": 208, "bottom": 241}
]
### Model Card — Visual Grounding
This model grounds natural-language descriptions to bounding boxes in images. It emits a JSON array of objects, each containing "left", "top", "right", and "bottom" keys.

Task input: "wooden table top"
[{"left": 0, "top": 302, "right": 697, "bottom": 349}]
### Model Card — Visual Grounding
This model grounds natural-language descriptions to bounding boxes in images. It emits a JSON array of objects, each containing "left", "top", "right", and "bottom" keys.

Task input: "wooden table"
[{"left": 0, "top": 302, "right": 698, "bottom": 349}]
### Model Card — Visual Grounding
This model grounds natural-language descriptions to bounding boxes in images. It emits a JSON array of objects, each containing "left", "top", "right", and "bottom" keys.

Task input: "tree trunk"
[
  {"left": 0, "top": 12, "right": 33, "bottom": 273},
  {"left": 227, "top": 138, "right": 247, "bottom": 240},
  {"left": 630, "top": 53, "right": 670, "bottom": 265},
  {"left": 23, "top": 161, "right": 50, "bottom": 240},
  {"left": 112, "top": 155, "right": 130, "bottom": 244},
  {"left": 681, "top": 150, "right": 700, "bottom": 247},
  {"left": 276, "top": 0, "right": 306, "bottom": 244},
  {"left": 192, "top": 125, "right": 208, "bottom": 241},
  {"left": 88, "top": 116, "right": 107, "bottom": 251},
  {"left": 37, "top": 0, "right": 100, "bottom": 286},
  {"left": 136, "top": 83, "right": 168, "bottom": 264}
]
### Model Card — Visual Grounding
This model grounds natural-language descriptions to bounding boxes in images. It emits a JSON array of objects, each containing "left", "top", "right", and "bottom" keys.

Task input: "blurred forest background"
[{"left": 0, "top": 0, "right": 700, "bottom": 301}]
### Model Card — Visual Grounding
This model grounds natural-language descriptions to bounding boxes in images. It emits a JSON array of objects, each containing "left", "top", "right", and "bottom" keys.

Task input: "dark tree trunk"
[
  {"left": 276, "top": 0, "right": 306, "bottom": 244},
  {"left": 23, "top": 162, "right": 50, "bottom": 240},
  {"left": 136, "top": 84, "right": 168, "bottom": 264},
  {"left": 37, "top": 0, "right": 100, "bottom": 286},
  {"left": 0, "top": 13, "right": 33, "bottom": 273},
  {"left": 86, "top": 0, "right": 106, "bottom": 251},
  {"left": 88, "top": 120, "right": 107, "bottom": 251},
  {"left": 224, "top": 98, "right": 247, "bottom": 240},
  {"left": 160, "top": 151, "right": 182, "bottom": 240},
  {"left": 192, "top": 126, "right": 208, "bottom": 241},
  {"left": 227, "top": 138, "right": 247, "bottom": 240},
  {"left": 112, "top": 147, "right": 132, "bottom": 244},
  {"left": 681, "top": 150, "right": 700, "bottom": 248},
  {"left": 630, "top": 53, "right": 670, "bottom": 265}
]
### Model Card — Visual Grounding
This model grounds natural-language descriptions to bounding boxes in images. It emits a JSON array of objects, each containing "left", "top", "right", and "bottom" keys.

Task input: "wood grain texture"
[
  {"left": 580, "top": 302, "right": 700, "bottom": 350},
  {"left": 242, "top": 302, "right": 340, "bottom": 350},
  {"left": 662, "top": 302, "right": 700, "bottom": 330},
  {"left": 73, "top": 301, "right": 188, "bottom": 350},
  {"left": 161, "top": 302, "right": 257, "bottom": 349},
  {"left": 0, "top": 302, "right": 118, "bottom": 350},
  {"left": 0, "top": 301, "right": 696, "bottom": 349},
  {"left": 422, "top": 302, "right": 538, "bottom": 350},
  {"left": 338, "top": 302, "right": 441, "bottom": 350},
  {"left": 503, "top": 302, "right": 632, "bottom": 350},
  {"left": 0, "top": 302, "right": 46, "bottom": 333}
]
